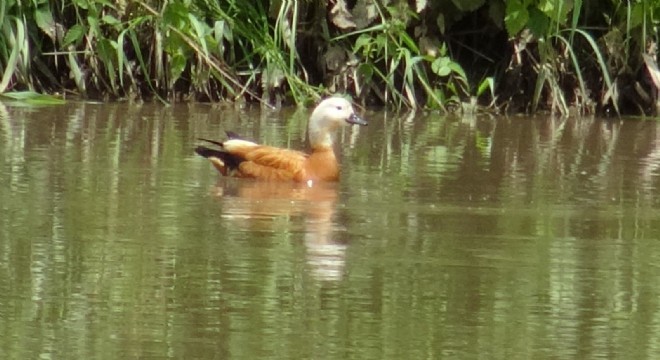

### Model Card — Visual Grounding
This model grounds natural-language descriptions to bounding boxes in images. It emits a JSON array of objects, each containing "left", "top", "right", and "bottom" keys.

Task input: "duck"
[{"left": 195, "top": 96, "right": 367, "bottom": 182}]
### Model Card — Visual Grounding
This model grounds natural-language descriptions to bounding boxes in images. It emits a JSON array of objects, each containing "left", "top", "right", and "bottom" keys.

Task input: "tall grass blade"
[
  {"left": 17, "top": 14, "right": 30, "bottom": 82},
  {"left": 154, "top": 29, "right": 164, "bottom": 88},
  {"left": 569, "top": 0, "right": 582, "bottom": 45},
  {"left": 128, "top": 30, "right": 165, "bottom": 103},
  {"left": 0, "top": 0, "right": 6, "bottom": 33},
  {"left": 188, "top": 14, "right": 209, "bottom": 56},
  {"left": 117, "top": 29, "right": 131, "bottom": 89},
  {"left": 68, "top": 51, "right": 86, "bottom": 94},
  {"left": 532, "top": 66, "right": 546, "bottom": 113},
  {"left": 552, "top": 34, "right": 588, "bottom": 111},
  {"left": 289, "top": 1, "right": 298, "bottom": 74},
  {"left": 97, "top": 38, "right": 118, "bottom": 93},
  {"left": 568, "top": 28, "right": 619, "bottom": 115},
  {"left": 0, "top": 18, "right": 21, "bottom": 93}
]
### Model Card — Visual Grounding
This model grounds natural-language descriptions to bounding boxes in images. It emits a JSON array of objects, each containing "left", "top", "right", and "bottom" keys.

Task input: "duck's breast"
[{"left": 300, "top": 149, "right": 339, "bottom": 182}]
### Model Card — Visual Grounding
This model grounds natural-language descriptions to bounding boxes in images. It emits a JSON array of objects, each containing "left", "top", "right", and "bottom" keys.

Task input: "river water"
[{"left": 1, "top": 101, "right": 660, "bottom": 359}]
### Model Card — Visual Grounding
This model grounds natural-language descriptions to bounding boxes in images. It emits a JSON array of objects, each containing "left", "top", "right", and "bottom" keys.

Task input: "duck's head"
[
  {"left": 308, "top": 97, "right": 367, "bottom": 149},
  {"left": 311, "top": 97, "right": 367, "bottom": 127}
]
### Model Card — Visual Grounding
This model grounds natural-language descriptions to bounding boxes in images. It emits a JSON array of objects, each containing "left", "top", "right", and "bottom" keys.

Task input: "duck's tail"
[
  {"left": 195, "top": 139, "right": 245, "bottom": 176},
  {"left": 194, "top": 145, "right": 225, "bottom": 159}
]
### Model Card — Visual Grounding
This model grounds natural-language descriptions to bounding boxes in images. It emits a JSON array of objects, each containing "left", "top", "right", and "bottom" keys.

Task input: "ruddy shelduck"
[{"left": 195, "top": 96, "right": 367, "bottom": 182}]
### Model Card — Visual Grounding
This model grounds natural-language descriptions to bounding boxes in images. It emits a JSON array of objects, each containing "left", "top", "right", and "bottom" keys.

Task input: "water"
[{"left": 2, "top": 101, "right": 660, "bottom": 359}]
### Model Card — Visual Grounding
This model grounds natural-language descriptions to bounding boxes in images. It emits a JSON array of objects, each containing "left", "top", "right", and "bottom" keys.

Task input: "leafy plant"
[
  {"left": 336, "top": 4, "right": 473, "bottom": 111},
  {"left": 0, "top": 8, "right": 31, "bottom": 93},
  {"left": 504, "top": 0, "right": 590, "bottom": 114}
]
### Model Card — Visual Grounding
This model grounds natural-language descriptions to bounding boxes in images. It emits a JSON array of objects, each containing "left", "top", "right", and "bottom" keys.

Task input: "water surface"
[{"left": 2, "top": 102, "right": 660, "bottom": 359}]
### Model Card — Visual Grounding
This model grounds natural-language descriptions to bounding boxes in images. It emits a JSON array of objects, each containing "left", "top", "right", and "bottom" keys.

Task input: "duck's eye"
[{"left": 336, "top": 106, "right": 343, "bottom": 110}]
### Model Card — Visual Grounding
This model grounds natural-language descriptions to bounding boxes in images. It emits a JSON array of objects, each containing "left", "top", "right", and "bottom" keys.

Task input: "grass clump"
[{"left": 0, "top": 0, "right": 658, "bottom": 115}]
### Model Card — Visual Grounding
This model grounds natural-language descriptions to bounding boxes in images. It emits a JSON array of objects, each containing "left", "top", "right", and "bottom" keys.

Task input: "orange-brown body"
[
  {"left": 195, "top": 97, "right": 366, "bottom": 182},
  {"left": 203, "top": 144, "right": 339, "bottom": 182}
]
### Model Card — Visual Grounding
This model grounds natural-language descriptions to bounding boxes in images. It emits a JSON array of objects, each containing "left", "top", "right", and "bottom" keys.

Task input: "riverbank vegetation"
[{"left": 1, "top": 0, "right": 659, "bottom": 115}]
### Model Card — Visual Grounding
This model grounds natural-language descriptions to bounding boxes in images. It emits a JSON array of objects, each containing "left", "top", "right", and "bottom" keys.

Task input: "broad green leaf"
[
  {"left": 528, "top": 7, "right": 549, "bottom": 38},
  {"left": 163, "top": 2, "right": 188, "bottom": 28},
  {"left": 164, "top": 32, "right": 187, "bottom": 56},
  {"left": 488, "top": 1, "right": 505, "bottom": 29},
  {"left": 538, "top": 0, "right": 572, "bottom": 24},
  {"left": 629, "top": 3, "right": 645, "bottom": 30},
  {"left": 96, "top": 0, "right": 116, "bottom": 9},
  {"left": 102, "top": 14, "right": 121, "bottom": 26},
  {"left": 437, "top": 13, "right": 445, "bottom": 34},
  {"left": 34, "top": 5, "right": 56, "bottom": 40},
  {"left": 63, "top": 24, "right": 85, "bottom": 46},
  {"left": 432, "top": 57, "right": 452, "bottom": 77},
  {"left": 169, "top": 53, "right": 186, "bottom": 85},
  {"left": 214, "top": 20, "right": 232, "bottom": 42},
  {"left": 357, "top": 63, "right": 374, "bottom": 82},
  {"left": 72, "top": 0, "right": 89, "bottom": 10},
  {"left": 447, "top": 61, "right": 466, "bottom": 79},
  {"left": 354, "top": 34, "right": 372, "bottom": 53},
  {"left": 97, "top": 38, "right": 115, "bottom": 65},
  {"left": 87, "top": 15, "right": 100, "bottom": 34},
  {"left": 439, "top": 42, "right": 448, "bottom": 57},
  {"left": 504, "top": 0, "right": 529, "bottom": 36},
  {"left": 188, "top": 14, "right": 209, "bottom": 55}
]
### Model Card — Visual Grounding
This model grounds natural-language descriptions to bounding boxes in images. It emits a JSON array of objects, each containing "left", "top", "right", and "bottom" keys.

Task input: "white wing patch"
[{"left": 222, "top": 139, "right": 259, "bottom": 151}]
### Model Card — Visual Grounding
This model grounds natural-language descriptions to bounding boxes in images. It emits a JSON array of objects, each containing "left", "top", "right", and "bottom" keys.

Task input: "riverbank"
[{"left": 1, "top": 0, "right": 659, "bottom": 115}]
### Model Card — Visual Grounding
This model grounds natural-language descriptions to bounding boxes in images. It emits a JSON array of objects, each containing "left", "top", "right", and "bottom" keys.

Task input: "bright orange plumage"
[{"left": 195, "top": 97, "right": 367, "bottom": 182}]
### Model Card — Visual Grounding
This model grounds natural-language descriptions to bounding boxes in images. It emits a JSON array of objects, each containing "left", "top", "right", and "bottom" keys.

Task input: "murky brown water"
[{"left": 2, "top": 101, "right": 660, "bottom": 359}]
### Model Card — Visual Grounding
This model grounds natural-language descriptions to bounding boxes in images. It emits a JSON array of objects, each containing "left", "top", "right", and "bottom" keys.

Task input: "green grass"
[{"left": 0, "top": 0, "right": 657, "bottom": 114}]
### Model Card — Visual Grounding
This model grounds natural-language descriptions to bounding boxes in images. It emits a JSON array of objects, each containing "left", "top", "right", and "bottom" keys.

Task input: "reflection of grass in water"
[
  {"left": 0, "top": 101, "right": 10, "bottom": 148},
  {"left": 6, "top": 103, "right": 660, "bottom": 359}
]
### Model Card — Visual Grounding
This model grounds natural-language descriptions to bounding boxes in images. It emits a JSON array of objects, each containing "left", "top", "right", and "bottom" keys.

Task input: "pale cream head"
[{"left": 308, "top": 97, "right": 367, "bottom": 150}]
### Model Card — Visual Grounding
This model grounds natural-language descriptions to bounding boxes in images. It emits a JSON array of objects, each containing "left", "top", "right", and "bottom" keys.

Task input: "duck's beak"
[{"left": 346, "top": 112, "right": 368, "bottom": 126}]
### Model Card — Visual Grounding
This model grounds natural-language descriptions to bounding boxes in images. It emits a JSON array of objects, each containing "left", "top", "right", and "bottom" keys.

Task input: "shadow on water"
[{"left": 2, "top": 101, "right": 660, "bottom": 359}]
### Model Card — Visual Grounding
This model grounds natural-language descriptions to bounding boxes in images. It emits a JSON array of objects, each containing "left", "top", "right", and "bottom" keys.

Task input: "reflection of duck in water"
[
  {"left": 214, "top": 181, "right": 338, "bottom": 221},
  {"left": 213, "top": 180, "right": 348, "bottom": 281},
  {"left": 195, "top": 96, "right": 367, "bottom": 183}
]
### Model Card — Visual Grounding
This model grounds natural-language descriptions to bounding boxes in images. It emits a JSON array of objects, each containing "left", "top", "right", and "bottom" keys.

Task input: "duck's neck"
[{"left": 308, "top": 128, "right": 335, "bottom": 151}]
